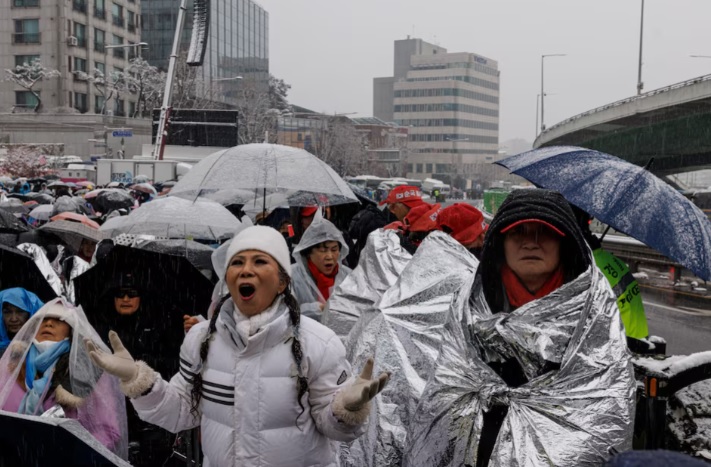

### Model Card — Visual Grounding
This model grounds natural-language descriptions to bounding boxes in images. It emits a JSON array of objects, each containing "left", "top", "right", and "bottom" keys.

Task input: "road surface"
[{"left": 645, "top": 299, "right": 711, "bottom": 355}]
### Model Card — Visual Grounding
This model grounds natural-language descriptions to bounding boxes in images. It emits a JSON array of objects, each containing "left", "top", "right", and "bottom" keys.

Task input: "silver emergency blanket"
[
  {"left": 16, "top": 243, "right": 63, "bottom": 296},
  {"left": 405, "top": 264, "right": 635, "bottom": 467},
  {"left": 322, "top": 229, "right": 411, "bottom": 339},
  {"left": 338, "top": 231, "right": 479, "bottom": 466},
  {"left": 64, "top": 256, "right": 91, "bottom": 304}
]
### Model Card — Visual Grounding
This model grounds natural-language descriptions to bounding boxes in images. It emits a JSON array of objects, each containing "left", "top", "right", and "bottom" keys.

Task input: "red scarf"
[
  {"left": 501, "top": 264, "right": 564, "bottom": 309},
  {"left": 307, "top": 259, "right": 339, "bottom": 301}
]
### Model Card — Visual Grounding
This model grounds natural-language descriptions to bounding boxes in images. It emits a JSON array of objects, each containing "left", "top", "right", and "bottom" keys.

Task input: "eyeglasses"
[{"left": 114, "top": 289, "right": 139, "bottom": 299}]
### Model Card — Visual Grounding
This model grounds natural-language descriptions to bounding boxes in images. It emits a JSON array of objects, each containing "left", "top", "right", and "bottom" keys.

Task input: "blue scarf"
[{"left": 18, "top": 340, "right": 71, "bottom": 415}]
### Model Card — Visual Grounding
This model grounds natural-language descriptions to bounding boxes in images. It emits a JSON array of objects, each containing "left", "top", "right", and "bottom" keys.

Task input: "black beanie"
[{"left": 476, "top": 189, "right": 591, "bottom": 311}]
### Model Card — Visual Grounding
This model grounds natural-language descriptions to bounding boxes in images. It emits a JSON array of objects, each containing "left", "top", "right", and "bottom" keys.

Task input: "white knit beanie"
[{"left": 223, "top": 226, "right": 291, "bottom": 278}]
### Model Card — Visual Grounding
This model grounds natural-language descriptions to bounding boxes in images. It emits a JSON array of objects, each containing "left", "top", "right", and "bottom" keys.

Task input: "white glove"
[
  {"left": 86, "top": 331, "right": 157, "bottom": 398},
  {"left": 332, "top": 357, "right": 389, "bottom": 425},
  {"left": 86, "top": 330, "right": 139, "bottom": 383}
]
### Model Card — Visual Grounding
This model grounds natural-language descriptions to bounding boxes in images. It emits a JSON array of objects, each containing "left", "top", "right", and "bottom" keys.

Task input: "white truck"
[{"left": 96, "top": 158, "right": 191, "bottom": 185}]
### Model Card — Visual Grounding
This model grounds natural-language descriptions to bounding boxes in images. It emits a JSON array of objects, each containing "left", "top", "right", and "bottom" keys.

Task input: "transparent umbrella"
[
  {"left": 169, "top": 143, "right": 359, "bottom": 207},
  {"left": 100, "top": 197, "right": 245, "bottom": 242}
]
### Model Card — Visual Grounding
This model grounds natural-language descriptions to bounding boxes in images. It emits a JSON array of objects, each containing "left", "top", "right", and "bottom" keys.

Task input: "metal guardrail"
[
  {"left": 602, "top": 238, "right": 682, "bottom": 271},
  {"left": 538, "top": 72, "right": 711, "bottom": 139}
]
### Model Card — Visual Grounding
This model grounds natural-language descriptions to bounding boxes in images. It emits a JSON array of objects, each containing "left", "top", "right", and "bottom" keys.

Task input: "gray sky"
[{"left": 256, "top": 0, "right": 711, "bottom": 143}]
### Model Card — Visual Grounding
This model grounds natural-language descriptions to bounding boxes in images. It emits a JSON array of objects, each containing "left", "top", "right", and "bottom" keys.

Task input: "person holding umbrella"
[
  {"left": 88, "top": 271, "right": 186, "bottom": 466},
  {"left": 87, "top": 225, "right": 390, "bottom": 466},
  {"left": 406, "top": 189, "right": 634, "bottom": 467},
  {"left": 291, "top": 216, "right": 352, "bottom": 320},
  {"left": 0, "top": 288, "right": 44, "bottom": 357}
]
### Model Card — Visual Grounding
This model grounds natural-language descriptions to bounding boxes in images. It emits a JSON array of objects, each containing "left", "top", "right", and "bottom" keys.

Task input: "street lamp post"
[
  {"left": 535, "top": 93, "right": 540, "bottom": 138},
  {"left": 540, "top": 53, "right": 566, "bottom": 133},
  {"left": 637, "top": 0, "right": 645, "bottom": 95},
  {"left": 104, "top": 42, "right": 148, "bottom": 59}
]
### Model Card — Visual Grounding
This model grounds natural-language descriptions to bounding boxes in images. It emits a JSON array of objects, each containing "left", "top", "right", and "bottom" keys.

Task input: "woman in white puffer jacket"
[{"left": 87, "top": 226, "right": 389, "bottom": 466}]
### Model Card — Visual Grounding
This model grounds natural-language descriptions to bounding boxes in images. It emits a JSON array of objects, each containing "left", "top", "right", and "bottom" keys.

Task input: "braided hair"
[{"left": 189, "top": 266, "right": 310, "bottom": 426}]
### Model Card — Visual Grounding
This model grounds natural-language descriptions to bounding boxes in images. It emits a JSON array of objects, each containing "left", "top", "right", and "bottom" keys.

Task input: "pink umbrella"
[{"left": 49, "top": 212, "right": 100, "bottom": 229}]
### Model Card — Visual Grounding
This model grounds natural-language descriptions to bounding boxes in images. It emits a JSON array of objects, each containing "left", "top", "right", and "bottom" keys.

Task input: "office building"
[
  {"left": 141, "top": 0, "right": 269, "bottom": 100},
  {"left": 374, "top": 37, "right": 500, "bottom": 187},
  {"left": 0, "top": 0, "right": 142, "bottom": 115}
]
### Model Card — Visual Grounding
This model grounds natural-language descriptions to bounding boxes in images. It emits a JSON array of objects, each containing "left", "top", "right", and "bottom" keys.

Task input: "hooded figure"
[
  {"left": 406, "top": 189, "right": 635, "bottom": 467},
  {"left": 291, "top": 215, "right": 352, "bottom": 320},
  {"left": 0, "top": 288, "right": 44, "bottom": 356},
  {"left": 0, "top": 298, "right": 128, "bottom": 458}
]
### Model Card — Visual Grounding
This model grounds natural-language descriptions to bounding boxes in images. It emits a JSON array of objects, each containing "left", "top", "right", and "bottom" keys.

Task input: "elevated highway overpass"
[{"left": 534, "top": 74, "right": 711, "bottom": 175}]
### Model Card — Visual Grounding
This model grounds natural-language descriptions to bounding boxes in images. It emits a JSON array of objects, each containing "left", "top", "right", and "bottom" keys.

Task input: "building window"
[
  {"left": 129, "top": 101, "right": 136, "bottom": 118},
  {"left": 72, "top": 0, "right": 87, "bottom": 14},
  {"left": 74, "top": 57, "right": 87, "bottom": 73},
  {"left": 95, "top": 61, "right": 105, "bottom": 75},
  {"left": 94, "top": 28, "right": 105, "bottom": 52},
  {"left": 13, "top": 19, "right": 40, "bottom": 44},
  {"left": 74, "top": 22, "right": 87, "bottom": 47},
  {"left": 112, "top": 34, "right": 124, "bottom": 58},
  {"left": 95, "top": 95, "right": 105, "bottom": 113},
  {"left": 13, "top": 0, "right": 40, "bottom": 7},
  {"left": 94, "top": 0, "right": 105, "bottom": 19},
  {"left": 127, "top": 10, "right": 136, "bottom": 32},
  {"left": 112, "top": 3, "right": 124, "bottom": 27},
  {"left": 416, "top": 163, "right": 423, "bottom": 173},
  {"left": 74, "top": 92, "right": 88, "bottom": 113},
  {"left": 426, "top": 163, "right": 433, "bottom": 173},
  {"left": 115, "top": 99, "right": 125, "bottom": 117},
  {"left": 15, "top": 91, "right": 39, "bottom": 109},
  {"left": 14, "top": 55, "right": 40, "bottom": 68}
]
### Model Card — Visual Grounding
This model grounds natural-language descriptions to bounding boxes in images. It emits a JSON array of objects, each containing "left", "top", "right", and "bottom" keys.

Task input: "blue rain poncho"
[{"left": 0, "top": 288, "right": 44, "bottom": 352}]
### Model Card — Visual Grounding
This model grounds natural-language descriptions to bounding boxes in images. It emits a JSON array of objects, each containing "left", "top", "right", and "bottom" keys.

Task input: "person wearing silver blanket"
[{"left": 405, "top": 189, "right": 635, "bottom": 467}]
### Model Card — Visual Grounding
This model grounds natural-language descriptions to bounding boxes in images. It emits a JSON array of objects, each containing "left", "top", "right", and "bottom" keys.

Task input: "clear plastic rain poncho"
[
  {"left": 337, "top": 231, "right": 480, "bottom": 466},
  {"left": 405, "top": 261, "right": 635, "bottom": 467},
  {"left": 291, "top": 214, "right": 352, "bottom": 320},
  {"left": 322, "top": 229, "right": 412, "bottom": 340},
  {"left": 0, "top": 298, "right": 128, "bottom": 459}
]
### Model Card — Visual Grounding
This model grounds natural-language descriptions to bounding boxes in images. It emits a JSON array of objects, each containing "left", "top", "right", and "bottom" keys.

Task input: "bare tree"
[
  {"left": 4, "top": 58, "right": 60, "bottom": 112},
  {"left": 311, "top": 118, "right": 368, "bottom": 177}
]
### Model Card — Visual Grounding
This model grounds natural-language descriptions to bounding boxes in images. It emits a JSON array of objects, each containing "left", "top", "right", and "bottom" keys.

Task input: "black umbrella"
[
  {"left": 74, "top": 245, "right": 214, "bottom": 316},
  {"left": 25, "top": 192, "right": 54, "bottom": 204},
  {"left": 91, "top": 190, "right": 135, "bottom": 213},
  {"left": 0, "top": 204, "right": 30, "bottom": 216},
  {"left": 0, "top": 208, "right": 28, "bottom": 233},
  {"left": 0, "top": 412, "right": 129, "bottom": 466},
  {"left": 0, "top": 244, "right": 58, "bottom": 301},
  {"left": 135, "top": 239, "right": 215, "bottom": 273}
]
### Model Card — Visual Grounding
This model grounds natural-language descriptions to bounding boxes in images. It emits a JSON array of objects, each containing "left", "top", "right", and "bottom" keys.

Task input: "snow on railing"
[{"left": 539, "top": 73, "right": 711, "bottom": 137}]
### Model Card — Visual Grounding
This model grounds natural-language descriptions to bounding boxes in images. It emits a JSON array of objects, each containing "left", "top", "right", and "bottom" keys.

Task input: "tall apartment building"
[
  {"left": 374, "top": 37, "right": 500, "bottom": 186},
  {"left": 142, "top": 0, "right": 269, "bottom": 100},
  {"left": 0, "top": 0, "right": 141, "bottom": 115}
]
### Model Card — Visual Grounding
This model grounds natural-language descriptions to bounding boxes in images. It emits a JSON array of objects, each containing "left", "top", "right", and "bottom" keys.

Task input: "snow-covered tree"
[
  {"left": 0, "top": 145, "right": 59, "bottom": 177},
  {"left": 4, "top": 58, "right": 60, "bottom": 112},
  {"left": 126, "top": 57, "right": 165, "bottom": 117}
]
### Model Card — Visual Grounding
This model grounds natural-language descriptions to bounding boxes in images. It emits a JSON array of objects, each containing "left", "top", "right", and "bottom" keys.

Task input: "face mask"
[{"left": 32, "top": 338, "right": 69, "bottom": 354}]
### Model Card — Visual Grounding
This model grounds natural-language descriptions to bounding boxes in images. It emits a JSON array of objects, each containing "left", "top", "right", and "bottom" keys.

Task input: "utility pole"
[
  {"left": 637, "top": 0, "right": 645, "bottom": 95},
  {"left": 540, "top": 54, "right": 566, "bottom": 133}
]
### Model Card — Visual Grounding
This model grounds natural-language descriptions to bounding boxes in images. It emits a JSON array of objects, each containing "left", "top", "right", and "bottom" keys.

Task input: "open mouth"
[{"left": 238, "top": 284, "right": 256, "bottom": 301}]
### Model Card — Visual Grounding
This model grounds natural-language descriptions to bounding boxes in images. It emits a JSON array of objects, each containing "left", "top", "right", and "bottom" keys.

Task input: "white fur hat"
[{"left": 223, "top": 226, "right": 291, "bottom": 278}]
